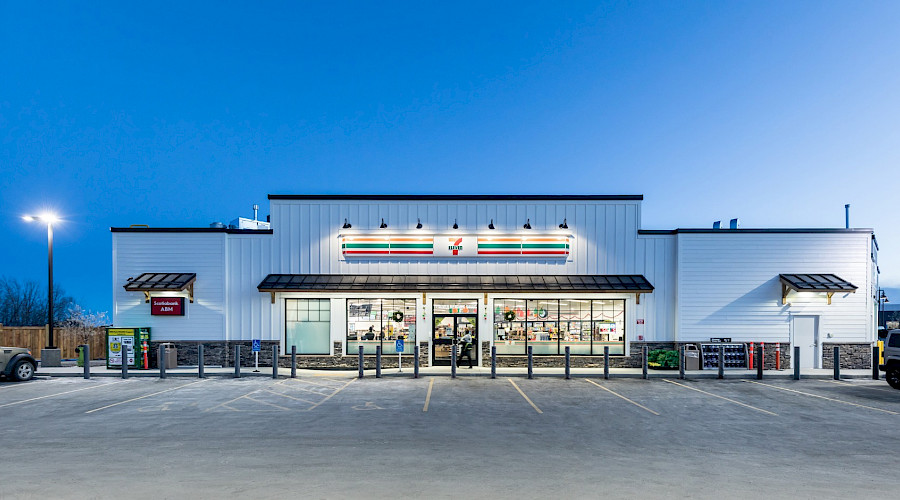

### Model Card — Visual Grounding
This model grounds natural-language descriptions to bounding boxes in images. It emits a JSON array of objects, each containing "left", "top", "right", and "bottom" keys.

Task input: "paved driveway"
[{"left": 1, "top": 376, "right": 896, "bottom": 499}]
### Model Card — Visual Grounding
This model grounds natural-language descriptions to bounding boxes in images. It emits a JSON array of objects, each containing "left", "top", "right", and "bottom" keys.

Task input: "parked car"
[
  {"left": 1, "top": 347, "right": 37, "bottom": 382},
  {"left": 880, "top": 329, "right": 900, "bottom": 390}
]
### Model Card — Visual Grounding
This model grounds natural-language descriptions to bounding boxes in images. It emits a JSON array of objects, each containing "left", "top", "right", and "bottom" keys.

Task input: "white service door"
[{"left": 792, "top": 316, "right": 819, "bottom": 369}]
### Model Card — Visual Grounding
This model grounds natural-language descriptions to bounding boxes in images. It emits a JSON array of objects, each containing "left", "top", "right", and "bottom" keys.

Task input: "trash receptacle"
[
  {"left": 684, "top": 344, "right": 700, "bottom": 371},
  {"left": 76, "top": 346, "right": 86, "bottom": 367},
  {"left": 161, "top": 343, "right": 178, "bottom": 369}
]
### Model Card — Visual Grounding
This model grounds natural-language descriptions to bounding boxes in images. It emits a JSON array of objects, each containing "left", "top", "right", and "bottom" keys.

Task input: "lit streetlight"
[{"left": 23, "top": 212, "right": 61, "bottom": 365}]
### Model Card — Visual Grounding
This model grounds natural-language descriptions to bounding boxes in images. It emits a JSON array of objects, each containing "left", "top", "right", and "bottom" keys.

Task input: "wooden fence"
[{"left": 0, "top": 325, "right": 106, "bottom": 360}]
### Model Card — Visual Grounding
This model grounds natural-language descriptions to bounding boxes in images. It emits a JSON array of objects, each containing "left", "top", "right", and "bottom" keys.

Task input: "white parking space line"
[
  {"left": 306, "top": 378, "right": 355, "bottom": 411},
  {"left": 744, "top": 380, "right": 899, "bottom": 415},
  {"left": 85, "top": 380, "right": 208, "bottom": 414},
  {"left": 0, "top": 381, "right": 122, "bottom": 409},
  {"left": 584, "top": 379, "right": 659, "bottom": 416},
  {"left": 824, "top": 380, "right": 896, "bottom": 393},
  {"left": 508, "top": 379, "right": 543, "bottom": 414},
  {"left": 663, "top": 379, "right": 778, "bottom": 416},
  {"left": 423, "top": 378, "right": 434, "bottom": 412}
]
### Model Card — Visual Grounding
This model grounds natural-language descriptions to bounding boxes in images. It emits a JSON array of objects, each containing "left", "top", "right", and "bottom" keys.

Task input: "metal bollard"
[
  {"left": 358, "top": 345, "right": 364, "bottom": 379},
  {"left": 375, "top": 345, "right": 382, "bottom": 378},
  {"left": 679, "top": 345, "right": 685, "bottom": 380},
  {"left": 564, "top": 346, "right": 571, "bottom": 380},
  {"left": 198, "top": 344, "right": 205, "bottom": 378},
  {"left": 291, "top": 345, "right": 297, "bottom": 379},
  {"left": 234, "top": 345, "right": 241, "bottom": 378},
  {"left": 793, "top": 346, "right": 800, "bottom": 380},
  {"left": 414, "top": 345, "right": 420, "bottom": 379},
  {"left": 491, "top": 346, "right": 496, "bottom": 379},
  {"left": 757, "top": 343, "right": 763, "bottom": 380},
  {"left": 272, "top": 345, "right": 279, "bottom": 379},
  {"left": 642, "top": 345, "right": 648, "bottom": 380},
  {"left": 527, "top": 345, "right": 533, "bottom": 379},
  {"left": 718, "top": 347, "right": 724, "bottom": 380},
  {"left": 451, "top": 345, "right": 457, "bottom": 379},
  {"left": 873, "top": 345, "right": 880, "bottom": 380},
  {"left": 159, "top": 345, "right": 166, "bottom": 379},
  {"left": 833, "top": 345, "right": 840, "bottom": 380},
  {"left": 603, "top": 346, "right": 609, "bottom": 379},
  {"left": 121, "top": 347, "right": 129, "bottom": 379},
  {"left": 82, "top": 344, "right": 90, "bottom": 380}
]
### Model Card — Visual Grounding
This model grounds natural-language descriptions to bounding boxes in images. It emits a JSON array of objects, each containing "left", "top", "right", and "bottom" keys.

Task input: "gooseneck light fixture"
[
  {"left": 452, "top": 219, "right": 458, "bottom": 230},
  {"left": 559, "top": 218, "right": 568, "bottom": 229},
  {"left": 380, "top": 218, "right": 387, "bottom": 229},
  {"left": 342, "top": 219, "right": 352, "bottom": 229},
  {"left": 416, "top": 218, "right": 423, "bottom": 229},
  {"left": 22, "top": 212, "right": 60, "bottom": 350},
  {"left": 523, "top": 219, "right": 532, "bottom": 230},
  {"left": 488, "top": 219, "right": 495, "bottom": 230}
]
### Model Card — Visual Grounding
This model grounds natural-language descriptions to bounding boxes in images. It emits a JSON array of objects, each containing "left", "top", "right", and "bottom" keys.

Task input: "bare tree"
[{"left": 0, "top": 276, "right": 75, "bottom": 326}]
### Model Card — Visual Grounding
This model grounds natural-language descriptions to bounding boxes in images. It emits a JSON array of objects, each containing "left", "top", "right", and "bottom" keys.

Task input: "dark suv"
[
  {"left": 880, "top": 329, "right": 900, "bottom": 390},
  {"left": 1, "top": 346, "right": 37, "bottom": 382}
]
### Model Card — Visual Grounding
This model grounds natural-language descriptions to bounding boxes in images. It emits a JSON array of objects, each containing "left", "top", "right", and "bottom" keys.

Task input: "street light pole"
[
  {"left": 23, "top": 212, "right": 60, "bottom": 356},
  {"left": 47, "top": 220, "right": 54, "bottom": 348}
]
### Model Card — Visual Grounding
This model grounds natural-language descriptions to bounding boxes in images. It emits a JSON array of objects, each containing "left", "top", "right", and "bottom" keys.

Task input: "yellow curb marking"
[
  {"left": 745, "top": 380, "right": 898, "bottom": 415},
  {"left": 508, "top": 379, "right": 542, "bottom": 414},
  {"left": 585, "top": 379, "right": 659, "bottom": 416},
  {"left": 664, "top": 379, "right": 778, "bottom": 416},
  {"left": 423, "top": 378, "right": 434, "bottom": 412}
]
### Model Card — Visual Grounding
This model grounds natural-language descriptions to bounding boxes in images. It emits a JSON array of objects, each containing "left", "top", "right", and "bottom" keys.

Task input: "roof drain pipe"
[{"left": 845, "top": 204, "right": 850, "bottom": 229}]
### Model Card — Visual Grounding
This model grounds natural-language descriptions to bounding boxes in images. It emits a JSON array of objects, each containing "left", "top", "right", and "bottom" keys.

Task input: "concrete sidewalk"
[{"left": 34, "top": 363, "right": 880, "bottom": 380}]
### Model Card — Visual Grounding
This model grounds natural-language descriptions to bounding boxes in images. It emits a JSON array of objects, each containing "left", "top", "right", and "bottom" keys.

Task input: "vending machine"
[{"left": 106, "top": 327, "right": 152, "bottom": 369}]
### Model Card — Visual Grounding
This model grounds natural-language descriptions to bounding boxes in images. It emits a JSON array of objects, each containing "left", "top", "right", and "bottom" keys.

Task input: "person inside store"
[{"left": 457, "top": 328, "right": 473, "bottom": 368}]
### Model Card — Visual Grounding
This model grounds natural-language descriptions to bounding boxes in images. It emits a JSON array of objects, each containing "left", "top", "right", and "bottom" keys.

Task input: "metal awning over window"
[
  {"left": 124, "top": 273, "right": 197, "bottom": 303},
  {"left": 779, "top": 273, "right": 857, "bottom": 305},
  {"left": 257, "top": 274, "right": 653, "bottom": 303}
]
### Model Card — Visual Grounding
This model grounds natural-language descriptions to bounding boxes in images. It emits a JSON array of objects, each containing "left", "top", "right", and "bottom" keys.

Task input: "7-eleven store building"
[{"left": 111, "top": 194, "right": 877, "bottom": 370}]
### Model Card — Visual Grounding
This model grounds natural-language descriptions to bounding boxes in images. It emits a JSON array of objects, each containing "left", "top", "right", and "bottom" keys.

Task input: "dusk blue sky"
[{"left": 2, "top": 1, "right": 899, "bottom": 315}]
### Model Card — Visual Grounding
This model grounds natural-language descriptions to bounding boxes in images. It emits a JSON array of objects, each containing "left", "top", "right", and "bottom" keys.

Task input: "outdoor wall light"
[
  {"left": 380, "top": 218, "right": 387, "bottom": 229},
  {"left": 523, "top": 219, "right": 532, "bottom": 229},
  {"left": 342, "top": 219, "right": 352, "bottom": 229},
  {"left": 452, "top": 219, "right": 458, "bottom": 230},
  {"left": 416, "top": 218, "right": 423, "bottom": 229},
  {"left": 559, "top": 218, "right": 568, "bottom": 229},
  {"left": 488, "top": 219, "right": 495, "bottom": 230}
]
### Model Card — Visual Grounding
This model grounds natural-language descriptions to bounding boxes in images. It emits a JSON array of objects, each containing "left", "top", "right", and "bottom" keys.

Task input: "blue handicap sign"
[
  {"left": 395, "top": 339, "right": 404, "bottom": 352},
  {"left": 252, "top": 339, "right": 261, "bottom": 352}
]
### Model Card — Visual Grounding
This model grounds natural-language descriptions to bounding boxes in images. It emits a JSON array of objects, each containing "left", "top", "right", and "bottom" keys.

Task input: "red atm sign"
[{"left": 151, "top": 297, "right": 185, "bottom": 316}]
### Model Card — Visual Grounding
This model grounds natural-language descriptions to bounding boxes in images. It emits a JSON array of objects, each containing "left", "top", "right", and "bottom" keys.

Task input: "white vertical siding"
[
  {"left": 634, "top": 234, "right": 677, "bottom": 342},
  {"left": 269, "top": 200, "right": 642, "bottom": 276},
  {"left": 112, "top": 233, "right": 227, "bottom": 341},
  {"left": 676, "top": 232, "right": 873, "bottom": 343},
  {"left": 225, "top": 234, "right": 274, "bottom": 341}
]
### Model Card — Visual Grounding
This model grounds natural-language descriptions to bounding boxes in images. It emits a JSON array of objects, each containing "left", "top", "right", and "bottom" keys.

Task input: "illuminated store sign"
[{"left": 340, "top": 235, "right": 572, "bottom": 259}]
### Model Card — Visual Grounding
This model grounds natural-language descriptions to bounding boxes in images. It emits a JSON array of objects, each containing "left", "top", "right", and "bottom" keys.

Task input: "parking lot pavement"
[{"left": 1, "top": 376, "right": 898, "bottom": 499}]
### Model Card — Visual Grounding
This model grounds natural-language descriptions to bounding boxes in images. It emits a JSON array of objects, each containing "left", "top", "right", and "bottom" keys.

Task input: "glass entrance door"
[{"left": 432, "top": 315, "right": 478, "bottom": 366}]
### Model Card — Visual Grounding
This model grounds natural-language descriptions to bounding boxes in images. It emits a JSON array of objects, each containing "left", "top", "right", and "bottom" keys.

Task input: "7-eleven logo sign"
[{"left": 448, "top": 237, "right": 463, "bottom": 255}]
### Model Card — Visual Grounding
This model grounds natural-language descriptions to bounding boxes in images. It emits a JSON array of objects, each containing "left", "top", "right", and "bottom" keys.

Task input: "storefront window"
[
  {"left": 347, "top": 298, "right": 416, "bottom": 354},
  {"left": 494, "top": 298, "right": 626, "bottom": 355},
  {"left": 592, "top": 299, "right": 625, "bottom": 355},
  {"left": 285, "top": 299, "right": 331, "bottom": 354},
  {"left": 559, "top": 299, "right": 592, "bottom": 355},
  {"left": 493, "top": 299, "right": 526, "bottom": 355}
]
